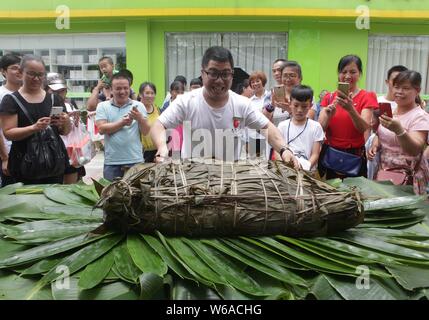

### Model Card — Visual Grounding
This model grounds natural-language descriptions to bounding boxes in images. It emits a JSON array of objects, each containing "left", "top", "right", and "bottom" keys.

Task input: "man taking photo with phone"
[{"left": 95, "top": 73, "right": 150, "bottom": 181}]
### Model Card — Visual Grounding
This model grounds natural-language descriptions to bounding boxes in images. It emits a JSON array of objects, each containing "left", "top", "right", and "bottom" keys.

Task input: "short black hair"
[
  {"left": 174, "top": 75, "right": 187, "bottom": 86},
  {"left": 139, "top": 81, "right": 157, "bottom": 95},
  {"left": 99, "top": 56, "right": 114, "bottom": 65},
  {"left": 393, "top": 70, "right": 421, "bottom": 89},
  {"left": 387, "top": 65, "right": 408, "bottom": 80},
  {"left": 190, "top": 77, "right": 202, "bottom": 87},
  {"left": 237, "top": 79, "right": 250, "bottom": 95},
  {"left": 274, "top": 58, "right": 286, "bottom": 63},
  {"left": 170, "top": 80, "right": 185, "bottom": 92},
  {"left": 291, "top": 85, "right": 314, "bottom": 102},
  {"left": 202, "top": 46, "right": 234, "bottom": 69},
  {"left": 338, "top": 55, "right": 362, "bottom": 73},
  {"left": 111, "top": 73, "right": 130, "bottom": 85},
  {"left": 117, "top": 69, "right": 134, "bottom": 85},
  {"left": 0, "top": 54, "right": 21, "bottom": 70},
  {"left": 282, "top": 61, "right": 302, "bottom": 79}
]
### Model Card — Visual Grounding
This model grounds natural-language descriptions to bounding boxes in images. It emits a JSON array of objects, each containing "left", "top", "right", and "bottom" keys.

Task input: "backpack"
[{"left": 8, "top": 94, "right": 67, "bottom": 180}]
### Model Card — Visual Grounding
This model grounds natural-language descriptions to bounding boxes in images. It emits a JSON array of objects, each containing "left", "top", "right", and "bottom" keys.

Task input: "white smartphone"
[{"left": 50, "top": 106, "right": 63, "bottom": 117}]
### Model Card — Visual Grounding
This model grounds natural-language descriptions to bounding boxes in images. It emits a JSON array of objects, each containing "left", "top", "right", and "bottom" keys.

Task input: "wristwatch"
[
  {"left": 279, "top": 146, "right": 292, "bottom": 158},
  {"left": 265, "top": 103, "right": 275, "bottom": 113}
]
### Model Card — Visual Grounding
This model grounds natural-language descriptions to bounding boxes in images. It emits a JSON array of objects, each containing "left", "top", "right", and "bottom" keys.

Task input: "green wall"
[
  {"left": 2, "top": 0, "right": 429, "bottom": 12},
  {"left": 0, "top": 12, "right": 428, "bottom": 105}
]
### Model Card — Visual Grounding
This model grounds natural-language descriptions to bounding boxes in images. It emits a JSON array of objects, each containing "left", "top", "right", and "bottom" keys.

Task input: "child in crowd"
[
  {"left": 189, "top": 77, "right": 203, "bottom": 90},
  {"left": 87, "top": 58, "right": 136, "bottom": 111},
  {"left": 276, "top": 85, "right": 324, "bottom": 171},
  {"left": 160, "top": 80, "right": 185, "bottom": 113}
]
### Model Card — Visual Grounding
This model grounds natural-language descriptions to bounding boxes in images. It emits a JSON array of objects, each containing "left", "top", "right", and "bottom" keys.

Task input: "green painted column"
[
  {"left": 125, "top": 20, "right": 150, "bottom": 95},
  {"left": 150, "top": 22, "right": 167, "bottom": 107},
  {"left": 288, "top": 22, "right": 322, "bottom": 96},
  {"left": 318, "top": 23, "right": 369, "bottom": 93}
]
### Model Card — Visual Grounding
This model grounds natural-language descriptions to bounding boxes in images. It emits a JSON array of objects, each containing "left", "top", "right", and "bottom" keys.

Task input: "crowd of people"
[{"left": 0, "top": 46, "right": 428, "bottom": 195}]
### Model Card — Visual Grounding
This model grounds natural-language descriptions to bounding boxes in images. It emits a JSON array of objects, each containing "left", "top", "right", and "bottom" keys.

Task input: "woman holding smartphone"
[
  {"left": 368, "top": 70, "right": 429, "bottom": 195},
  {"left": 318, "top": 54, "right": 378, "bottom": 179},
  {"left": 0, "top": 55, "right": 71, "bottom": 184}
]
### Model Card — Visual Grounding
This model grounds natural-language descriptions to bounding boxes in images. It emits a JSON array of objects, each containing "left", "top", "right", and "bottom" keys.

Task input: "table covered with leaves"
[{"left": 0, "top": 174, "right": 428, "bottom": 300}]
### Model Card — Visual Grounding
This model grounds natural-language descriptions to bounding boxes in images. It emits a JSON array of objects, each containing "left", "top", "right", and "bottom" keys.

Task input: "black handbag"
[
  {"left": 8, "top": 94, "right": 66, "bottom": 180},
  {"left": 321, "top": 145, "right": 362, "bottom": 177}
]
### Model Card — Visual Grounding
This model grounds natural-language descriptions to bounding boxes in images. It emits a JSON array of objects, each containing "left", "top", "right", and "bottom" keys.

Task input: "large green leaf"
[
  {"left": 258, "top": 237, "right": 364, "bottom": 276},
  {"left": 332, "top": 231, "right": 429, "bottom": 261},
  {"left": 307, "top": 274, "right": 343, "bottom": 300},
  {"left": 0, "top": 183, "right": 24, "bottom": 195},
  {"left": 78, "top": 250, "right": 115, "bottom": 290},
  {"left": 364, "top": 196, "right": 425, "bottom": 212},
  {"left": 0, "top": 233, "right": 109, "bottom": 268},
  {"left": 126, "top": 234, "right": 168, "bottom": 277},
  {"left": 143, "top": 234, "right": 193, "bottom": 281},
  {"left": 139, "top": 272, "right": 166, "bottom": 299},
  {"left": 386, "top": 264, "right": 429, "bottom": 291},
  {"left": 27, "top": 234, "right": 123, "bottom": 299},
  {"left": 342, "top": 177, "right": 414, "bottom": 198},
  {"left": 203, "top": 238, "right": 308, "bottom": 288},
  {"left": 0, "top": 270, "right": 52, "bottom": 300},
  {"left": 21, "top": 256, "right": 65, "bottom": 276},
  {"left": 165, "top": 237, "right": 229, "bottom": 288},
  {"left": 172, "top": 278, "right": 221, "bottom": 300},
  {"left": 112, "top": 242, "right": 142, "bottom": 283},
  {"left": 0, "top": 238, "right": 29, "bottom": 261},
  {"left": 0, "top": 220, "right": 102, "bottom": 244},
  {"left": 0, "top": 195, "right": 58, "bottom": 215},
  {"left": 44, "top": 187, "right": 94, "bottom": 207},
  {"left": 156, "top": 232, "right": 214, "bottom": 287},
  {"left": 51, "top": 277, "right": 139, "bottom": 300},
  {"left": 70, "top": 184, "right": 99, "bottom": 205},
  {"left": 183, "top": 238, "right": 268, "bottom": 297},
  {"left": 324, "top": 274, "right": 413, "bottom": 300}
]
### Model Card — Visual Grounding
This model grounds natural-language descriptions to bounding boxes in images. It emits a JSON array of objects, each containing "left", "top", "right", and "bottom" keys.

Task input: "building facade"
[{"left": 0, "top": 0, "right": 428, "bottom": 106}]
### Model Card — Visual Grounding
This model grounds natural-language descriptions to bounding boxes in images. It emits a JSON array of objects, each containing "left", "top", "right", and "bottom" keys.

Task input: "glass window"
[
  {"left": 367, "top": 35, "right": 429, "bottom": 95},
  {"left": 166, "top": 32, "right": 288, "bottom": 91},
  {"left": 0, "top": 33, "right": 126, "bottom": 107}
]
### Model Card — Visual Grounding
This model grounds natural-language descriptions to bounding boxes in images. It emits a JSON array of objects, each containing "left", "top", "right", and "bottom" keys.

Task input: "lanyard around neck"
[{"left": 287, "top": 118, "right": 308, "bottom": 145}]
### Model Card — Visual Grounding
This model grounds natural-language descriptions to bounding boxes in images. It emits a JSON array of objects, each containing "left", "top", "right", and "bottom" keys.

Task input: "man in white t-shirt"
[
  {"left": 277, "top": 85, "right": 324, "bottom": 171},
  {"left": 367, "top": 65, "right": 408, "bottom": 179},
  {"left": 0, "top": 54, "right": 22, "bottom": 186},
  {"left": 150, "top": 46, "right": 298, "bottom": 167}
]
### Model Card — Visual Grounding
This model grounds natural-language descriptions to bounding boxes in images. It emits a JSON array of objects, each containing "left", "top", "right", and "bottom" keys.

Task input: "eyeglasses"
[
  {"left": 25, "top": 71, "right": 46, "bottom": 80},
  {"left": 283, "top": 73, "right": 298, "bottom": 79},
  {"left": 203, "top": 69, "right": 234, "bottom": 80}
]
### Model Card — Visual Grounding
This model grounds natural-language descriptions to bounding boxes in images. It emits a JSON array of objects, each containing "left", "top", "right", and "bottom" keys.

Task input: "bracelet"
[{"left": 396, "top": 130, "right": 407, "bottom": 137}]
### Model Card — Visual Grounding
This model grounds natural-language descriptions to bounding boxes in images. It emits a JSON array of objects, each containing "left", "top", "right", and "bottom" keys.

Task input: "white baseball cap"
[{"left": 46, "top": 72, "right": 67, "bottom": 91}]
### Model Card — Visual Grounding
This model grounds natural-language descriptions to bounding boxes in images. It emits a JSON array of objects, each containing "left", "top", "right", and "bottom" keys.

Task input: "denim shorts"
[{"left": 103, "top": 163, "right": 141, "bottom": 181}]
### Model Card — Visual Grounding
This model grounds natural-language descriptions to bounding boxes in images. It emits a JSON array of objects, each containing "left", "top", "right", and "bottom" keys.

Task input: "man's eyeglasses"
[
  {"left": 283, "top": 73, "right": 298, "bottom": 79},
  {"left": 25, "top": 71, "right": 46, "bottom": 80},
  {"left": 203, "top": 69, "right": 234, "bottom": 80}
]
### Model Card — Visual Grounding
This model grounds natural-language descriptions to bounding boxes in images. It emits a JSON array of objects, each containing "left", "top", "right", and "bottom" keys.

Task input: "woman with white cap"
[{"left": 46, "top": 72, "right": 87, "bottom": 183}]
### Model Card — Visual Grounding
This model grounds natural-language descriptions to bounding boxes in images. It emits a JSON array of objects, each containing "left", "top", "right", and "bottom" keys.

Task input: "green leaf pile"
[{"left": 0, "top": 179, "right": 428, "bottom": 300}]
